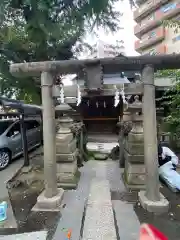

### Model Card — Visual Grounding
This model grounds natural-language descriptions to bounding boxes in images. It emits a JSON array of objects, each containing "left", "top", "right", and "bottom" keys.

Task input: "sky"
[
  {"left": 83, "top": 0, "right": 138, "bottom": 56},
  {"left": 63, "top": 0, "right": 138, "bottom": 85}
]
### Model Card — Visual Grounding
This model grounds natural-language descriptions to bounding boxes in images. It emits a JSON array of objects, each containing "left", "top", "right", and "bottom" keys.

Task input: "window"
[
  {"left": 147, "top": 14, "right": 154, "bottom": 21},
  {"left": 0, "top": 121, "right": 14, "bottom": 135},
  {"left": 25, "top": 120, "right": 40, "bottom": 131},
  {"left": 139, "top": 1, "right": 152, "bottom": 12},
  {"left": 161, "top": 3, "right": 176, "bottom": 13},
  {"left": 148, "top": 31, "right": 156, "bottom": 39},
  {"left": 7, "top": 122, "right": 21, "bottom": 137},
  {"left": 176, "top": 15, "right": 180, "bottom": 21},
  {"left": 172, "top": 35, "right": 180, "bottom": 43},
  {"left": 141, "top": 14, "right": 154, "bottom": 27}
]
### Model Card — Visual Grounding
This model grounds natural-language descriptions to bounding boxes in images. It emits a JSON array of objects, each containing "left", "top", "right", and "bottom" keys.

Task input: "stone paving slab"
[
  {"left": 82, "top": 203, "right": 117, "bottom": 240},
  {"left": 0, "top": 231, "right": 47, "bottom": 240},
  {"left": 95, "top": 161, "right": 107, "bottom": 179},
  {"left": 105, "top": 161, "right": 126, "bottom": 192},
  {"left": 113, "top": 200, "right": 140, "bottom": 240},
  {"left": 52, "top": 161, "right": 96, "bottom": 240},
  {"left": 52, "top": 190, "right": 86, "bottom": 240},
  {"left": 82, "top": 179, "right": 117, "bottom": 240},
  {"left": 87, "top": 179, "right": 112, "bottom": 206}
]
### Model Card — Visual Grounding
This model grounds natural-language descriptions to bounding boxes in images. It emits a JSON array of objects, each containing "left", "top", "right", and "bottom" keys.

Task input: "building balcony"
[
  {"left": 134, "top": 2, "right": 180, "bottom": 38},
  {"left": 143, "top": 43, "right": 167, "bottom": 55},
  {"left": 135, "top": 26, "right": 166, "bottom": 52},
  {"left": 133, "top": 0, "right": 169, "bottom": 22}
]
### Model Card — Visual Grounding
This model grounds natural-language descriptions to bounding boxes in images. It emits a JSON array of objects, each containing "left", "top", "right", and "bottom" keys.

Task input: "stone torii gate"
[{"left": 10, "top": 54, "right": 180, "bottom": 212}]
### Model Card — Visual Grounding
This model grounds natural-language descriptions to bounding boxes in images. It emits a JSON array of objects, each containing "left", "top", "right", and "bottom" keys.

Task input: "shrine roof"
[{"left": 10, "top": 54, "right": 180, "bottom": 77}]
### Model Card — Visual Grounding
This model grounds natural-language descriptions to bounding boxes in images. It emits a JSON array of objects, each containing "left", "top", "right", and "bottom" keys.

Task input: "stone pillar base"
[
  {"left": 57, "top": 171, "right": 80, "bottom": 189},
  {"left": 123, "top": 180, "right": 146, "bottom": 190},
  {"left": 57, "top": 180, "right": 78, "bottom": 189},
  {"left": 56, "top": 160, "right": 79, "bottom": 189},
  {"left": 32, "top": 188, "right": 64, "bottom": 212},
  {"left": 124, "top": 158, "right": 146, "bottom": 190},
  {"left": 138, "top": 191, "right": 169, "bottom": 213}
]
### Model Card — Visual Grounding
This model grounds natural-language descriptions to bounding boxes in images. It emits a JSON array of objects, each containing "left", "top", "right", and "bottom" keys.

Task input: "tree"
[
  {"left": 156, "top": 70, "right": 180, "bottom": 138},
  {"left": 0, "top": 0, "right": 122, "bottom": 103}
]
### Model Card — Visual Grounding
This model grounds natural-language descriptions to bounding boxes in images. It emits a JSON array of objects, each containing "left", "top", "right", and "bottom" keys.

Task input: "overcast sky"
[{"left": 83, "top": 0, "right": 138, "bottom": 56}]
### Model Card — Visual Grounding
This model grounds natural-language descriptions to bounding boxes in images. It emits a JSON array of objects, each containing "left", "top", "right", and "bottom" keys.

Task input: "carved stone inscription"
[{"left": 84, "top": 63, "right": 102, "bottom": 90}]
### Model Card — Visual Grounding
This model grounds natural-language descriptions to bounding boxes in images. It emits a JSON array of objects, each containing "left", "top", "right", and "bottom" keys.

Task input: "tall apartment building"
[
  {"left": 89, "top": 39, "right": 126, "bottom": 59},
  {"left": 134, "top": 0, "right": 180, "bottom": 55}
]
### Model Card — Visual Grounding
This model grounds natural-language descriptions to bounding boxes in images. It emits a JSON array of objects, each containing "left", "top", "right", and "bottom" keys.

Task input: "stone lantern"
[
  {"left": 117, "top": 110, "right": 132, "bottom": 168},
  {"left": 55, "top": 102, "right": 79, "bottom": 189},
  {"left": 124, "top": 95, "right": 145, "bottom": 189}
]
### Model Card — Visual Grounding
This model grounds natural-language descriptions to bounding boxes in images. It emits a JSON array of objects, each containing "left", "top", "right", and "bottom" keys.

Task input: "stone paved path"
[{"left": 53, "top": 160, "right": 140, "bottom": 240}]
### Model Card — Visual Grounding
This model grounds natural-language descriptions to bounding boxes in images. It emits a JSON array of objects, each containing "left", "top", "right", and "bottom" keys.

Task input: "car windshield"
[{"left": 0, "top": 121, "right": 14, "bottom": 135}]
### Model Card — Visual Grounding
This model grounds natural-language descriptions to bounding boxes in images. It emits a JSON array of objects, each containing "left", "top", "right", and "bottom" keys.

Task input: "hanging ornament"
[
  {"left": 120, "top": 84, "right": 128, "bottom": 104},
  {"left": 120, "top": 84, "right": 128, "bottom": 110},
  {"left": 60, "top": 84, "right": 65, "bottom": 104},
  {"left": 77, "top": 85, "right": 81, "bottom": 106},
  {"left": 103, "top": 101, "right": 106, "bottom": 108},
  {"left": 114, "top": 85, "right": 120, "bottom": 107}
]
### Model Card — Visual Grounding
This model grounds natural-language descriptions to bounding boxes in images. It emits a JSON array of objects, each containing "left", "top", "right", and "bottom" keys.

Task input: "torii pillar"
[
  {"left": 139, "top": 64, "right": 169, "bottom": 213},
  {"left": 28, "top": 71, "right": 63, "bottom": 211},
  {"left": 33, "top": 71, "right": 64, "bottom": 211}
]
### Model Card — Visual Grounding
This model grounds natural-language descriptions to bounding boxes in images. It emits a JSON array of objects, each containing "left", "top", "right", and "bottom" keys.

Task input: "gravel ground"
[
  {"left": 134, "top": 185, "right": 180, "bottom": 240},
  {"left": 0, "top": 183, "right": 60, "bottom": 240}
]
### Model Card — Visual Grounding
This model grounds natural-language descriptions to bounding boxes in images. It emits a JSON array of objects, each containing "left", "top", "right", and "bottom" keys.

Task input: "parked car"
[{"left": 0, "top": 118, "right": 42, "bottom": 170}]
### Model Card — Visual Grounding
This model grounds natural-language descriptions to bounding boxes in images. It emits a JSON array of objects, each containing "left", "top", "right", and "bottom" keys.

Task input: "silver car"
[{"left": 0, "top": 118, "right": 42, "bottom": 170}]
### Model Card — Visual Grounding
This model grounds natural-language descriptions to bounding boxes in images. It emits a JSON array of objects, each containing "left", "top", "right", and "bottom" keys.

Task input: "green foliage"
[
  {"left": 157, "top": 69, "right": 180, "bottom": 137},
  {"left": 0, "top": 0, "right": 121, "bottom": 103},
  {"left": 163, "top": 20, "right": 180, "bottom": 33}
]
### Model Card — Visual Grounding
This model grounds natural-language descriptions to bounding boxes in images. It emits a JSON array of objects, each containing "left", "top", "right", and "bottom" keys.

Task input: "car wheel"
[{"left": 0, "top": 149, "right": 11, "bottom": 170}]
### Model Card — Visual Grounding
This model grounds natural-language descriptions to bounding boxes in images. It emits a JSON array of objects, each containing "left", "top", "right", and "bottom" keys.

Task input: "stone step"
[
  {"left": 87, "top": 142, "right": 118, "bottom": 154},
  {"left": 82, "top": 179, "right": 117, "bottom": 240},
  {"left": 94, "top": 153, "right": 108, "bottom": 161},
  {"left": 88, "top": 134, "right": 118, "bottom": 143}
]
